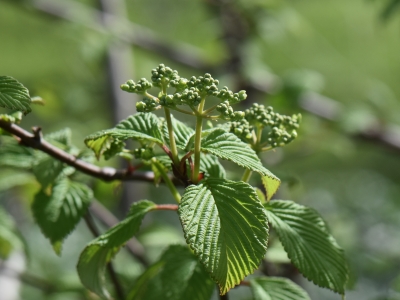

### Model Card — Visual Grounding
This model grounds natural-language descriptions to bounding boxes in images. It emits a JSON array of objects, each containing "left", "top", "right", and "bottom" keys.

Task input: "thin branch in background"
[
  {"left": 0, "top": 262, "right": 83, "bottom": 294},
  {"left": 25, "top": 0, "right": 400, "bottom": 153},
  {"left": 90, "top": 200, "right": 149, "bottom": 266},
  {"left": 31, "top": 0, "right": 214, "bottom": 72},
  {"left": 83, "top": 212, "right": 125, "bottom": 300}
]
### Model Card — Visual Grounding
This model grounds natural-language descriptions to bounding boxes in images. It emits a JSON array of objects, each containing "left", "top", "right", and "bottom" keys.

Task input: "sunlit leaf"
[
  {"left": 0, "top": 76, "right": 31, "bottom": 114},
  {"left": 264, "top": 200, "right": 348, "bottom": 294},
  {"left": 179, "top": 178, "right": 268, "bottom": 294},
  {"left": 85, "top": 113, "right": 163, "bottom": 159},
  {"left": 77, "top": 200, "right": 156, "bottom": 299},
  {"left": 199, "top": 128, "right": 279, "bottom": 185},
  {"left": 261, "top": 175, "right": 280, "bottom": 201}
]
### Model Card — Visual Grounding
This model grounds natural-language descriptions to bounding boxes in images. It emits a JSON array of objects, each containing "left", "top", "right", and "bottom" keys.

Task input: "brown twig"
[
  {"left": 155, "top": 204, "right": 179, "bottom": 211},
  {"left": 0, "top": 119, "right": 157, "bottom": 182}
]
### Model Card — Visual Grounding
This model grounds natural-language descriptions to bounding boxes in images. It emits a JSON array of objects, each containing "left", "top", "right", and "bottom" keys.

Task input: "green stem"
[
  {"left": 173, "top": 106, "right": 196, "bottom": 116},
  {"left": 256, "top": 125, "right": 263, "bottom": 143},
  {"left": 261, "top": 146, "right": 273, "bottom": 152},
  {"left": 241, "top": 169, "right": 253, "bottom": 183},
  {"left": 163, "top": 107, "right": 179, "bottom": 164},
  {"left": 202, "top": 104, "right": 218, "bottom": 115},
  {"left": 192, "top": 98, "right": 206, "bottom": 183},
  {"left": 152, "top": 159, "right": 181, "bottom": 203}
]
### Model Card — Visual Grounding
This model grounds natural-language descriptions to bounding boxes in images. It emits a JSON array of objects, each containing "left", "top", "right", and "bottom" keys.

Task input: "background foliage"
[{"left": 1, "top": 0, "right": 400, "bottom": 299}]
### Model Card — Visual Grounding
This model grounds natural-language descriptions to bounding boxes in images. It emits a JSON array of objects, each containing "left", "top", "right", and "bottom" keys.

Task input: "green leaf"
[
  {"left": 32, "top": 178, "right": 92, "bottom": 253},
  {"left": 0, "top": 76, "right": 31, "bottom": 114},
  {"left": 45, "top": 128, "right": 72, "bottom": 147},
  {"left": 85, "top": 113, "right": 163, "bottom": 159},
  {"left": 0, "top": 111, "right": 23, "bottom": 123},
  {"left": 0, "top": 206, "right": 24, "bottom": 259},
  {"left": 261, "top": 175, "right": 280, "bottom": 201},
  {"left": 250, "top": 277, "right": 311, "bottom": 300},
  {"left": 264, "top": 200, "right": 348, "bottom": 294},
  {"left": 128, "top": 245, "right": 215, "bottom": 300},
  {"left": 0, "top": 136, "right": 34, "bottom": 169},
  {"left": 162, "top": 116, "right": 194, "bottom": 150},
  {"left": 199, "top": 128, "right": 279, "bottom": 184},
  {"left": 127, "top": 261, "right": 164, "bottom": 300},
  {"left": 32, "top": 153, "right": 65, "bottom": 188},
  {"left": 179, "top": 178, "right": 268, "bottom": 294},
  {"left": 0, "top": 171, "right": 34, "bottom": 191},
  {"left": 199, "top": 154, "right": 226, "bottom": 179},
  {"left": 77, "top": 200, "right": 156, "bottom": 299}
]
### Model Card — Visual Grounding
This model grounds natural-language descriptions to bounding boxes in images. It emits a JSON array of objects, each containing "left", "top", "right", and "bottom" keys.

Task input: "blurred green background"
[{"left": 1, "top": 0, "right": 400, "bottom": 299}]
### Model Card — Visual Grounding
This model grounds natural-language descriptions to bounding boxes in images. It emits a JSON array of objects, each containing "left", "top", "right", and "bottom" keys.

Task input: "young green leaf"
[
  {"left": 32, "top": 153, "right": 65, "bottom": 188},
  {"left": 162, "top": 115, "right": 194, "bottom": 150},
  {"left": 128, "top": 245, "right": 215, "bottom": 300},
  {"left": 0, "top": 136, "right": 34, "bottom": 169},
  {"left": 0, "top": 76, "right": 32, "bottom": 114},
  {"left": 77, "top": 200, "right": 156, "bottom": 299},
  {"left": 85, "top": 113, "right": 163, "bottom": 159},
  {"left": 264, "top": 200, "right": 348, "bottom": 294},
  {"left": 127, "top": 261, "right": 165, "bottom": 300},
  {"left": 45, "top": 128, "right": 72, "bottom": 147},
  {"left": 198, "top": 128, "right": 279, "bottom": 184},
  {"left": 261, "top": 175, "right": 281, "bottom": 201},
  {"left": 179, "top": 178, "right": 268, "bottom": 295},
  {"left": 199, "top": 154, "right": 226, "bottom": 179},
  {"left": 250, "top": 277, "right": 311, "bottom": 300},
  {"left": 0, "top": 206, "right": 24, "bottom": 259},
  {"left": 32, "top": 178, "right": 92, "bottom": 254}
]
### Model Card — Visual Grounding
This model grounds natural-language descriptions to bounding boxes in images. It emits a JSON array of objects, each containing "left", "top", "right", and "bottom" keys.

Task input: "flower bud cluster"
[
  {"left": 136, "top": 97, "right": 159, "bottom": 113},
  {"left": 187, "top": 73, "right": 219, "bottom": 96},
  {"left": 217, "top": 87, "right": 247, "bottom": 104},
  {"left": 151, "top": 64, "right": 180, "bottom": 88},
  {"left": 216, "top": 101, "right": 245, "bottom": 121},
  {"left": 245, "top": 104, "right": 301, "bottom": 148},
  {"left": 133, "top": 146, "right": 155, "bottom": 160},
  {"left": 121, "top": 64, "right": 248, "bottom": 115},
  {"left": 229, "top": 119, "right": 254, "bottom": 141},
  {"left": 120, "top": 78, "right": 152, "bottom": 94}
]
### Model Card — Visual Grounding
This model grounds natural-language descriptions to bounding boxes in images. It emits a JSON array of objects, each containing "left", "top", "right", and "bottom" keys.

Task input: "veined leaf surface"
[
  {"left": 199, "top": 154, "right": 226, "bottom": 179},
  {"left": 85, "top": 113, "right": 163, "bottom": 159},
  {"left": 179, "top": 178, "right": 268, "bottom": 294},
  {"left": 77, "top": 200, "right": 156, "bottom": 299},
  {"left": 32, "top": 179, "right": 92, "bottom": 253},
  {"left": 162, "top": 115, "right": 194, "bottom": 150},
  {"left": 264, "top": 200, "right": 348, "bottom": 294},
  {"left": 250, "top": 277, "right": 311, "bottom": 300},
  {"left": 261, "top": 175, "right": 280, "bottom": 201},
  {"left": 0, "top": 136, "right": 34, "bottom": 169},
  {"left": 32, "top": 153, "right": 65, "bottom": 188},
  {"left": 128, "top": 245, "right": 214, "bottom": 300},
  {"left": 0, "top": 76, "right": 31, "bottom": 114},
  {"left": 199, "top": 128, "right": 279, "bottom": 184}
]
